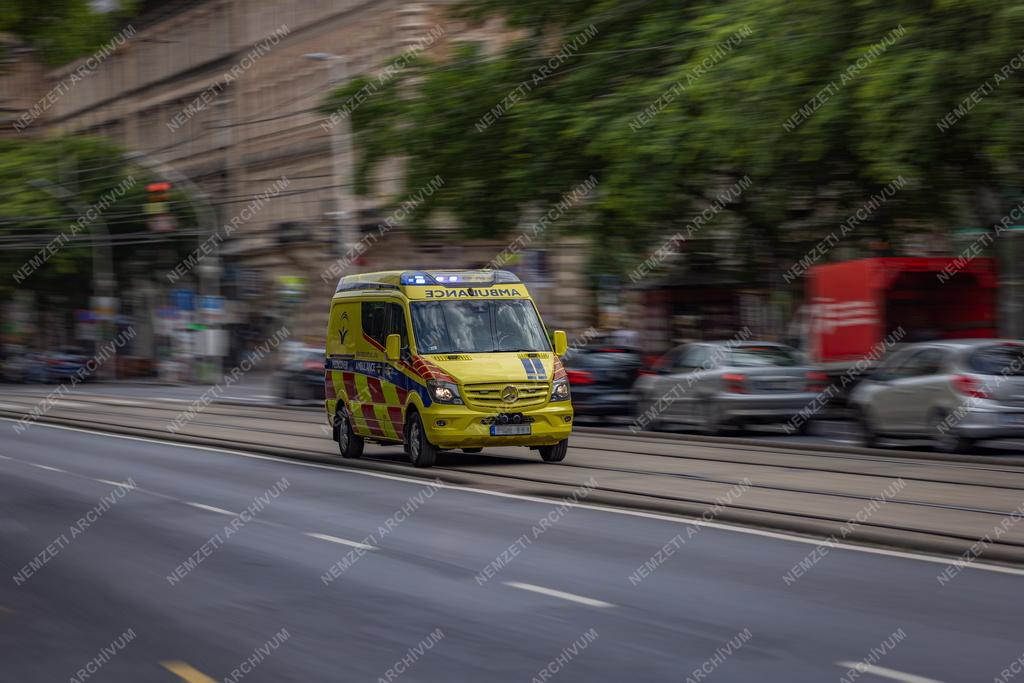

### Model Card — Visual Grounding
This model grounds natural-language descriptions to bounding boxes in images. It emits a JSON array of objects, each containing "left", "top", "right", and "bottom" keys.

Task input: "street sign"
[
  {"left": 171, "top": 289, "right": 196, "bottom": 311},
  {"left": 199, "top": 295, "right": 225, "bottom": 311},
  {"left": 199, "top": 295, "right": 226, "bottom": 324}
]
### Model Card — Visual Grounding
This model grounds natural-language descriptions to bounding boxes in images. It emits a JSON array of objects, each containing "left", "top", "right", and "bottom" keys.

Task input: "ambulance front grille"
[{"left": 463, "top": 381, "right": 549, "bottom": 410}]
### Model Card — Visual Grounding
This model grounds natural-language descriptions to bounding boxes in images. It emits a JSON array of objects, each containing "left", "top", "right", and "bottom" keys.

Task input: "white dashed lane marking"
[
  {"left": 304, "top": 532, "right": 376, "bottom": 550},
  {"left": 184, "top": 502, "right": 236, "bottom": 517},
  {"left": 503, "top": 581, "right": 614, "bottom": 608},
  {"left": 95, "top": 478, "right": 134, "bottom": 488},
  {"left": 6, "top": 419, "right": 1024, "bottom": 578},
  {"left": 835, "top": 662, "right": 944, "bottom": 683}
]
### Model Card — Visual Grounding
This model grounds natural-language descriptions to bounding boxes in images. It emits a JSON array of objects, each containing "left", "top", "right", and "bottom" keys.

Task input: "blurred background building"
[{"left": 1, "top": 0, "right": 592, "bottom": 376}]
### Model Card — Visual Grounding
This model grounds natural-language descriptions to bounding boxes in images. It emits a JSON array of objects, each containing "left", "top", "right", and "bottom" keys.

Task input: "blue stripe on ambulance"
[
  {"left": 328, "top": 357, "right": 432, "bottom": 406},
  {"left": 520, "top": 357, "right": 546, "bottom": 380}
]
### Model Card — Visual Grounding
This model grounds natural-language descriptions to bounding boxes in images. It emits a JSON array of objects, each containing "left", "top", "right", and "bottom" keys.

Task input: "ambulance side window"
[
  {"left": 385, "top": 303, "right": 409, "bottom": 350},
  {"left": 361, "top": 302, "right": 387, "bottom": 347}
]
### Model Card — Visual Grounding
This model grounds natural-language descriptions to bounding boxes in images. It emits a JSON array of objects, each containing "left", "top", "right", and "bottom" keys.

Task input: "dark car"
[
  {"left": 44, "top": 346, "right": 93, "bottom": 383},
  {"left": 275, "top": 347, "right": 326, "bottom": 403},
  {"left": 2, "top": 346, "right": 47, "bottom": 383},
  {"left": 563, "top": 345, "right": 644, "bottom": 416}
]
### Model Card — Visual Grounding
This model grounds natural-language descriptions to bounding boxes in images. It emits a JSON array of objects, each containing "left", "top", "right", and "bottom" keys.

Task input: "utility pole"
[
  {"left": 304, "top": 52, "right": 358, "bottom": 267},
  {"left": 125, "top": 151, "right": 223, "bottom": 382}
]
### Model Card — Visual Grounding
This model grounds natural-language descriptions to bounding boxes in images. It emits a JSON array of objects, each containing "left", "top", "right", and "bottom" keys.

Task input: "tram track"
[{"left": 3, "top": 388, "right": 1024, "bottom": 563}]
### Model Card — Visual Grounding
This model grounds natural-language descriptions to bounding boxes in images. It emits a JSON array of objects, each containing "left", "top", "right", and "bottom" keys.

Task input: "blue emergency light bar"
[{"left": 399, "top": 270, "right": 521, "bottom": 286}]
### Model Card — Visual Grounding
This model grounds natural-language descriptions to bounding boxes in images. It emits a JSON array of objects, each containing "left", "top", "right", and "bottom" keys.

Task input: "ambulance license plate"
[{"left": 490, "top": 424, "right": 531, "bottom": 436}]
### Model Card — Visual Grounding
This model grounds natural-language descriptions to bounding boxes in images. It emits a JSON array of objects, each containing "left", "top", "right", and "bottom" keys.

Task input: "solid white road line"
[
  {"left": 503, "top": 581, "right": 614, "bottom": 608},
  {"left": 185, "top": 502, "right": 236, "bottom": 517},
  {"left": 6, "top": 418, "right": 1024, "bottom": 578},
  {"left": 835, "top": 662, "right": 944, "bottom": 683},
  {"left": 304, "top": 532, "right": 376, "bottom": 550}
]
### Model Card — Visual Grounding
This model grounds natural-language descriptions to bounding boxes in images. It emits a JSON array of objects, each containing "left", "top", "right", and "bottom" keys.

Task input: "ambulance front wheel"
[
  {"left": 539, "top": 439, "right": 569, "bottom": 463},
  {"left": 405, "top": 411, "right": 437, "bottom": 468},
  {"left": 335, "top": 409, "right": 364, "bottom": 459}
]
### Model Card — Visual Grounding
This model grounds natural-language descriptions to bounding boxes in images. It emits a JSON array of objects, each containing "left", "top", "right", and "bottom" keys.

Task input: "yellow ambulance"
[{"left": 324, "top": 270, "right": 572, "bottom": 467}]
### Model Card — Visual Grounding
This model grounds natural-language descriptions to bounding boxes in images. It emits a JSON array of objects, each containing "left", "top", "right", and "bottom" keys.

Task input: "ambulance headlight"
[
  {"left": 551, "top": 380, "right": 570, "bottom": 402},
  {"left": 428, "top": 380, "right": 462, "bottom": 404}
]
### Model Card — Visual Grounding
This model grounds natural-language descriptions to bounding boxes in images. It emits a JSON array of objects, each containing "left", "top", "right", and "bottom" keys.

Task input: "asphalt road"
[
  {"left": 2, "top": 422, "right": 1023, "bottom": 682},
  {"left": 2, "top": 385, "right": 1024, "bottom": 561}
]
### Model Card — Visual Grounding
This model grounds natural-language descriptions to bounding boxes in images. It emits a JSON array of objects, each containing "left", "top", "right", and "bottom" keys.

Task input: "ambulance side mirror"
[
  {"left": 385, "top": 334, "right": 402, "bottom": 361},
  {"left": 553, "top": 330, "right": 568, "bottom": 357}
]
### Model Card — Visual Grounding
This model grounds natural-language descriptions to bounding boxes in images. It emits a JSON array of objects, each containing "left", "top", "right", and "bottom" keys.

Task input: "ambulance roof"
[{"left": 334, "top": 270, "right": 522, "bottom": 296}]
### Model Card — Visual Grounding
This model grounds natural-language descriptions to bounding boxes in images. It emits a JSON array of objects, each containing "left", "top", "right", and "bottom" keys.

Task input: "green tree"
[
  {"left": 0, "top": 135, "right": 196, "bottom": 310},
  {"left": 324, "top": 0, "right": 1024, "bottom": 278},
  {"left": 0, "top": 0, "right": 137, "bottom": 66}
]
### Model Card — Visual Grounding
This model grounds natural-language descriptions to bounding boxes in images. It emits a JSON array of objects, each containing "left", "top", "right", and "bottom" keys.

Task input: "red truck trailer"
[{"left": 807, "top": 257, "right": 998, "bottom": 371}]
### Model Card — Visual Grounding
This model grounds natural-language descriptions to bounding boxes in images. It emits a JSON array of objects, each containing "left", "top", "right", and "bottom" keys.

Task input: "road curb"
[
  {"left": 573, "top": 426, "right": 1024, "bottom": 467},
  {"left": 4, "top": 410, "right": 1022, "bottom": 568}
]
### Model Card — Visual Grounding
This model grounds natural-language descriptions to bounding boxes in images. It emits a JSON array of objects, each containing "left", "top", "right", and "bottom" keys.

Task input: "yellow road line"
[{"left": 160, "top": 661, "right": 218, "bottom": 683}]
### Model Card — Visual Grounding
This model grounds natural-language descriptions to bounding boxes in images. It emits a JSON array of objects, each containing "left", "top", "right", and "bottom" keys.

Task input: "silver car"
[
  {"left": 633, "top": 341, "right": 826, "bottom": 435},
  {"left": 849, "top": 340, "right": 1024, "bottom": 453}
]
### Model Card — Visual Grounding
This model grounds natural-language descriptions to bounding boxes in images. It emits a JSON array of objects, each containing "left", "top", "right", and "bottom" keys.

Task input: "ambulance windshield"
[{"left": 410, "top": 299, "right": 550, "bottom": 354}]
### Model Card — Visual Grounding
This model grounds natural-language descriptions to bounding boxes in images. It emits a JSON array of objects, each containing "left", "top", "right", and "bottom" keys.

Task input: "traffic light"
[
  {"left": 145, "top": 181, "right": 177, "bottom": 231},
  {"left": 147, "top": 181, "right": 171, "bottom": 200},
  {"left": 145, "top": 181, "right": 171, "bottom": 214}
]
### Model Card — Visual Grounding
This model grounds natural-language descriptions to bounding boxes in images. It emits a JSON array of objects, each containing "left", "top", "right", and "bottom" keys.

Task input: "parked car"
[
  {"left": 849, "top": 340, "right": 1024, "bottom": 453},
  {"left": 274, "top": 346, "right": 326, "bottom": 403},
  {"left": 44, "top": 346, "right": 93, "bottom": 383},
  {"left": 563, "top": 345, "right": 644, "bottom": 416},
  {"left": 2, "top": 346, "right": 47, "bottom": 383},
  {"left": 633, "top": 341, "right": 827, "bottom": 435}
]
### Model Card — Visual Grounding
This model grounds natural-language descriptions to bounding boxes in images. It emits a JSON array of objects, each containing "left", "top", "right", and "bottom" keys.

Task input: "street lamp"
[{"left": 303, "top": 52, "right": 358, "bottom": 267}]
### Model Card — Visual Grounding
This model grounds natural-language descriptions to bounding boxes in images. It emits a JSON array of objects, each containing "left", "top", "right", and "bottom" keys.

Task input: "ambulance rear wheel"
[
  {"left": 405, "top": 411, "right": 437, "bottom": 468},
  {"left": 335, "top": 409, "right": 364, "bottom": 459},
  {"left": 539, "top": 439, "right": 568, "bottom": 463}
]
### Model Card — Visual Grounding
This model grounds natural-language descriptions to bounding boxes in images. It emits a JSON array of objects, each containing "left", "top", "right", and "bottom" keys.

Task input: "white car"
[{"left": 849, "top": 340, "right": 1024, "bottom": 453}]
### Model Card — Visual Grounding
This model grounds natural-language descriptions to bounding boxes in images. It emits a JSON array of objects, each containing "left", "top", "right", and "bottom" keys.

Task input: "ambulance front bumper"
[{"left": 422, "top": 402, "right": 573, "bottom": 449}]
